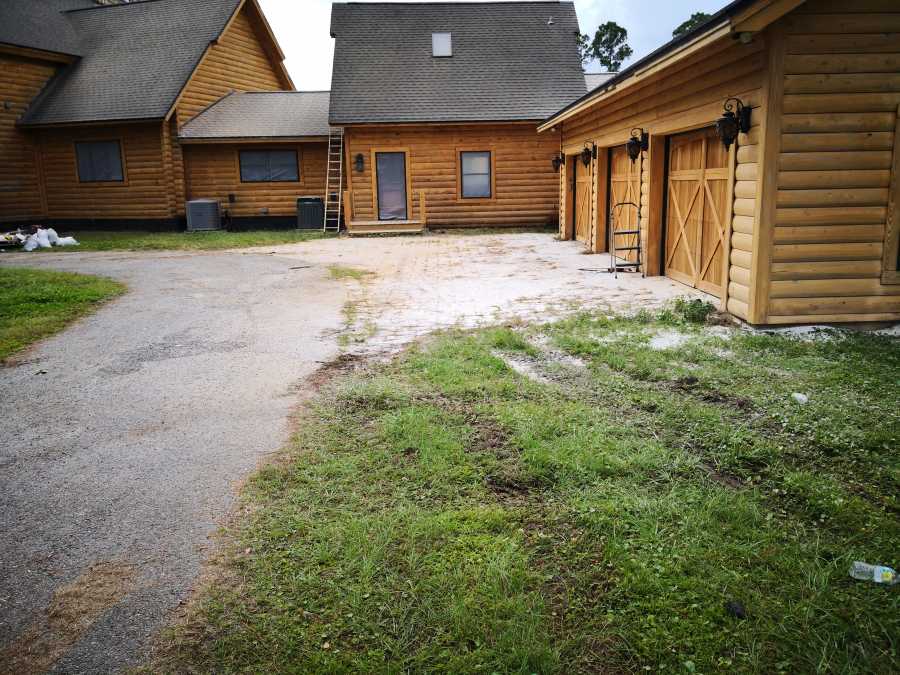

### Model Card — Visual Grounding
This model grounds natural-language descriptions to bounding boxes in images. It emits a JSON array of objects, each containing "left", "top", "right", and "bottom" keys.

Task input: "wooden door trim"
[{"left": 371, "top": 147, "right": 412, "bottom": 221}]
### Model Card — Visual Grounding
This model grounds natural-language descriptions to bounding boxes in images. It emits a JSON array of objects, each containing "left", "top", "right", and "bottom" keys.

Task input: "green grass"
[
  {"left": 329, "top": 264, "right": 375, "bottom": 281},
  {"left": 0, "top": 267, "right": 125, "bottom": 360},
  {"left": 157, "top": 308, "right": 899, "bottom": 673},
  {"left": 29, "top": 229, "right": 330, "bottom": 252}
]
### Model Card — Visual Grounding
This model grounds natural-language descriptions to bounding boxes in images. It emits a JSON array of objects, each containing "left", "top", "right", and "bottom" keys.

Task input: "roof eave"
[
  {"left": 178, "top": 135, "right": 329, "bottom": 144},
  {"left": 331, "top": 117, "right": 547, "bottom": 127},
  {"left": 0, "top": 42, "right": 80, "bottom": 63},
  {"left": 18, "top": 115, "right": 165, "bottom": 129},
  {"left": 538, "top": 0, "right": 804, "bottom": 131}
]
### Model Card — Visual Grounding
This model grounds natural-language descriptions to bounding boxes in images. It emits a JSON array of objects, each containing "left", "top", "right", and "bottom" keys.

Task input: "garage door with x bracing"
[{"left": 665, "top": 127, "right": 730, "bottom": 298}]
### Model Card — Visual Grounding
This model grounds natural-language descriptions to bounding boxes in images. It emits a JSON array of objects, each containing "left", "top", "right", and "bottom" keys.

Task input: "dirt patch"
[
  {"left": 1, "top": 560, "right": 137, "bottom": 675},
  {"left": 702, "top": 462, "right": 745, "bottom": 490},
  {"left": 304, "top": 352, "right": 367, "bottom": 391},
  {"left": 670, "top": 376, "right": 753, "bottom": 411}
]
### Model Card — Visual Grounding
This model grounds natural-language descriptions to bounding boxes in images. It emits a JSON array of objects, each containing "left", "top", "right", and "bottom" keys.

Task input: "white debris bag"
[
  {"left": 45, "top": 228, "right": 60, "bottom": 245},
  {"left": 23, "top": 234, "right": 41, "bottom": 251},
  {"left": 56, "top": 236, "right": 79, "bottom": 247},
  {"left": 34, "top": 229, "right": 52, "bottom": 248}
]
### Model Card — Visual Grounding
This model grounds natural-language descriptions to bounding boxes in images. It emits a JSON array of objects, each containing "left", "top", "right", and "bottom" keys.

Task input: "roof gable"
[
  {"left": 329, "top": 1, "right": 587, "bottom": 124},
  {"left": 20, "top": 0, "right": 243, "bottom": 126}
]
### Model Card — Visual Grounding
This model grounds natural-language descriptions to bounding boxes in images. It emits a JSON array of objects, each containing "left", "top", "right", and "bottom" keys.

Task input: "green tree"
[
  {"left": 673, "top": 12, "right": 712, "bottom": 38},
  {"left": 575, "top": 21, "right": 633, "bottom": 72}
]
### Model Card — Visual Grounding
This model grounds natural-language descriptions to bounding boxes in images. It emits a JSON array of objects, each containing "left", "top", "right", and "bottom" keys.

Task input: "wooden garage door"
[
  {"left": 574, "top": 157, "right": 591, "bottom": 243},
  {"left": 609, "top": 145, "right": 641, "bottom": 262},
  {"left": 665, "top": 128, "right": 729, "bottom": 297}
]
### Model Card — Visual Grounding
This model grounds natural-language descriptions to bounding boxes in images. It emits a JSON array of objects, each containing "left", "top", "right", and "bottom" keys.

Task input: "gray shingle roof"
[
  {"left": 0, "top": 0, "right": 94, "bottom": 57},
  {"left": 20, "top": 0, "right": 242, "bottom": 126},
  {"left": 584, "top": 72, "right": 615, "bottom": 90},
  {"left": 179, "top": 91, "right": 331, "bottom": 139},
  {"left": 329, "top": 1, "right": 587, "bottom": 124}
]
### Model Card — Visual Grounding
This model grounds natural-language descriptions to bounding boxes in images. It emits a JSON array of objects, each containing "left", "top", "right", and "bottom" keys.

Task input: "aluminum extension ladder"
[{"left": 323, "top": 127, "right": 344, "bottom": 233}]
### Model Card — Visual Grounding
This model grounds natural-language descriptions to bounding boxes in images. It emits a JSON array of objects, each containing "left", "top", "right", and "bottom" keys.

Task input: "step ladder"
[
  {"left": 607, "top": 201, "right": 642, "bottom": 278},
  {"left": 323, "top": 127, "right": 344, "bottom": 233}
]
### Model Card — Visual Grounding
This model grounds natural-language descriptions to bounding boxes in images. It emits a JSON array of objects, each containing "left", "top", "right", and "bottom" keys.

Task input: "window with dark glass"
[
  {"left": 75, "top": 141, "right": 124, "bottom": 182},
  {"left": 239, "top": 150, "right": 299, "bottom": 182},
  {"left": 460, "top": 151, "right": 491, "bottom": 199}
]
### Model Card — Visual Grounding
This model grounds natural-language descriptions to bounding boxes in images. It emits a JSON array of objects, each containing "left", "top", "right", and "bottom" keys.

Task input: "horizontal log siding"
[
  {"left": 770, "top": 0, "right": 900, "bottom": 321},
  {"left": 0, "top": 54, "right": 57, "bottom": 219},
  {"left": 345, "top": 124, "right": 561, "bottom": 227},
  {"left": 175, "top": 5, "right": 284, "bottom": 126},
  {"left": 184, "top": 142, "right": 327, "bottom": 216},
  {"left": 37, "top": 123, "right": 171, "bottom": 220},
  {"left": 728, "top": 124, "right": 762, "bottom": 319},
  {"left": 556, "top": 35, "right": 765, "bottom": 312}
]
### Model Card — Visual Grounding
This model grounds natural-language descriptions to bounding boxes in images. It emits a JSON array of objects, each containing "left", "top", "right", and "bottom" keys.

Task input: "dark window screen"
[
  {"left": 75, "top": 141, "right": 124, "bottom": 182},
  {"left": 239, "top": 150, "right": 299, "bottom": 182},
  {"left": 461, "top": 151, "right": 491, "bottom": 198}
]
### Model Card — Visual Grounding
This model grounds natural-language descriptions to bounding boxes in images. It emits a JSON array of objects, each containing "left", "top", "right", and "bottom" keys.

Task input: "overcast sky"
[{"left": 257, "top": 0, "right": 730, "bottom": 91}]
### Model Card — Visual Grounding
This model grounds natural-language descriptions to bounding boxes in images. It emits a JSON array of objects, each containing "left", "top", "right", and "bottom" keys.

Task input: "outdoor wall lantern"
[
  {"left": 551, "top": 153, "right": 563, "bottom": 172},
  {"left": 580, "top": 142, "right": 596, "bottom": 167},
  {"left": 715, "top": 97, "right": 752, "bottom": 150},
  {"left": 626, "top": 128, "right": 649, "bottom": 163},
  {"left": 354, "top": 153, "right": 364, "bottom": 172}
]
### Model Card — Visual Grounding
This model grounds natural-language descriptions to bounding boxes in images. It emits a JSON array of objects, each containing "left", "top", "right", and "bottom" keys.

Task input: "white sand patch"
[
  {"left": 875, "top": 324, "right": 900, "bottom": 337},
  {"left": 742, "top": 324, "right": 840, "bottom": 341},
  {"left": 705, "top": 325, "right": 735, "bottom": 340},
  {"left": 649, "top": 330, "right": 691, "bottom": 350},
  {"left": 531, "top": 334, "right": 589, "bottom": 368},
  {"left": 493, "top": 351, "right": 551, "bottom": 384}
]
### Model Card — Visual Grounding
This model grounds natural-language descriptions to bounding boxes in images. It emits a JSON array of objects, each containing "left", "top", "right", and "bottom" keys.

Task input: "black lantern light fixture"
[
  {"left": 354, "top": 153, "right": 364, "bottom": 172},
  {"left": 715, "top": 97, "right": 752, "bottom": 150},
  {"left": 551, "top": 153, "right": 563, "bottom": 172},
  {"left": 626, "top": 128, "right": 648, "bottom": 163},
  {"left": 580, "top": 142, "right": 596, "bottom": 167}
]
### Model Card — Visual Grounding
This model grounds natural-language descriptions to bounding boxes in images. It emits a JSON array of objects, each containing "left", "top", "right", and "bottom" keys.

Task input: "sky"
[{"left": 258, "top": 0, "right": 730, "bottom": 91}]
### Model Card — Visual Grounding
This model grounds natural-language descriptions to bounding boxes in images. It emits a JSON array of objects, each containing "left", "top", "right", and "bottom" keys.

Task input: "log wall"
[
  {"left": 767, "top": 0, "right": 900, "bottom": 322},
  {"left": 37, "top": 122, "right": 172, "bottom": 220},
  {"left": 175, "top": 3, "right": 286, "bottom": 126},
  {"left": 728, "top": 123, "right": 761, "bottom": 319},
  {"left": 344, "top": 124, "right": 561, "bottom": 227},
  {"left": 0, "top": 53, "right": 58, "bottom": 220},
  {"left": 183, "top": 142, "right": 327, "bottom": 216}
]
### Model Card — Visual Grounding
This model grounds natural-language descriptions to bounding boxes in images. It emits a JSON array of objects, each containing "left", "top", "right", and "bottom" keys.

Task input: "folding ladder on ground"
[
  {"left": 323, "top": 127, "right": 344, "bottom": 233},
  {"left": 607, "top": 201, "right": 642, "bottom": 277}
]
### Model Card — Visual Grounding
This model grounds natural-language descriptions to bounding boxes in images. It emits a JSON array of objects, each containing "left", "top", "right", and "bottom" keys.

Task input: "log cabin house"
[
  {"left": 540, "top": 0, "right": 900, "bottom": 325},
  {"left": 0, "top": 0, "right": 321, "bottom": 230},
  {"left": 328, "top": 1, "right": 587, "bottom": 234},
  {"left": 179, "top": 91, "right": 330, "bottom": 228}
]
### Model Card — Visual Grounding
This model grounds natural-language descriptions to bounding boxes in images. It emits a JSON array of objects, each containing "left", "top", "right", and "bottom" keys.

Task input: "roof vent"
[
  {"left": 432, "top": 32, "right": 452, "bottom": 57},
  {"left": 547, "top": 17, "right": 554, "bottom": 26}
]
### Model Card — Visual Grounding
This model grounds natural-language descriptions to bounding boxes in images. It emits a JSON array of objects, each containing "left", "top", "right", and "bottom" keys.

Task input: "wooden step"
[{"left": 346, "top": 220, "right": 425, "bottom": 235}]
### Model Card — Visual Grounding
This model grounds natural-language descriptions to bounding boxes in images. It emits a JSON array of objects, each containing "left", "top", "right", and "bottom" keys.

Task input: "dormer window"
[{"left": 432, "top": 32, "right": 452, "bottom": 57}]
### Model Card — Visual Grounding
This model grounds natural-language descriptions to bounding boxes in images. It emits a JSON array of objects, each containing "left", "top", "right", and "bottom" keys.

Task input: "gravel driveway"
[{"left": 0, "top": 233, "right": 706, "bottom": 672}]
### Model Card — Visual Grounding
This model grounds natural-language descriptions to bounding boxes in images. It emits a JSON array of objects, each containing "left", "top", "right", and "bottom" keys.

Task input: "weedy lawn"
[
  {"left": 29, "top": 229, "right": 329, "bottom": 252},
  {"left": 159, "top": 303, "right": 899, "bottom": 673},
  {"left": 0, "top": 267, "right": 124, "bottom": 361}
]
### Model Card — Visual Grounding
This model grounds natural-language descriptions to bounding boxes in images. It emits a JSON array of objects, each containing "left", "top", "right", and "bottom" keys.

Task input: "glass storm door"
[{"left": 376, "top": 152, "right": 408, "bottom": 220}]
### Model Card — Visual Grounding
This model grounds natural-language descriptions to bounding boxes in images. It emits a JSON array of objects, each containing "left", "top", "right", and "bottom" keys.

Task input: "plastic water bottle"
[{"left": 850, "top": 561, "right": 897, "bottom": 585}]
